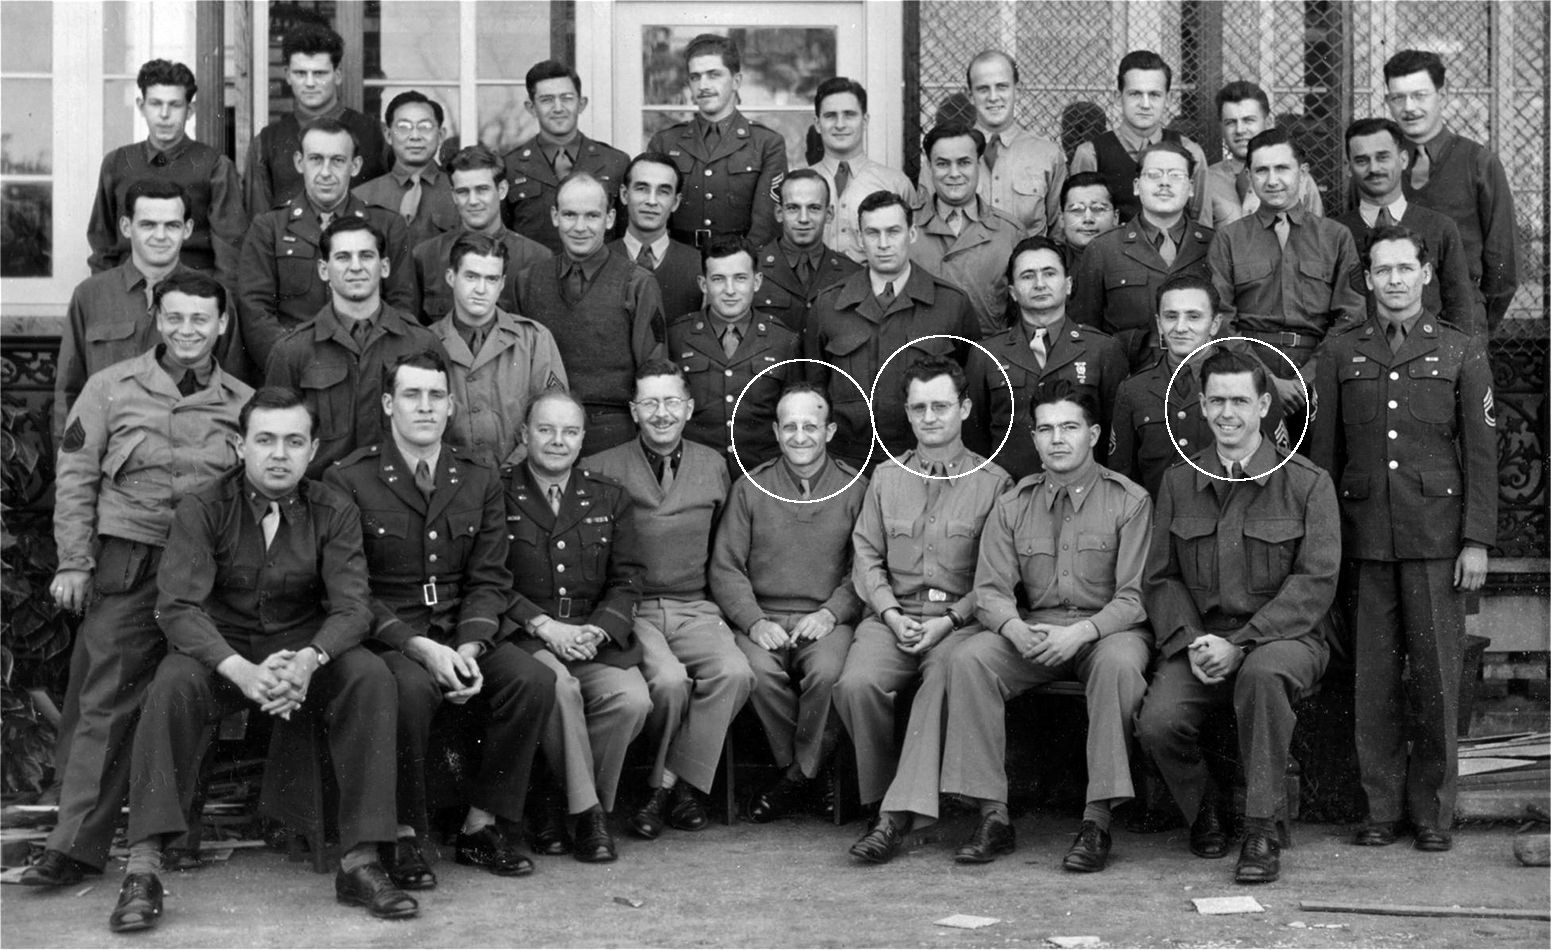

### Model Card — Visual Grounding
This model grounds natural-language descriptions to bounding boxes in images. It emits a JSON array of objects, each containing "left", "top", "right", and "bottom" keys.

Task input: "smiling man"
[
  {"left": 808, "top": 77, "right": 917, "bottom": 262},
  {"left": 612, "top": 152, "right": 704, "bottom": 321},
  {"left": 961, "top": 50, "right": 1066, "bottom": 238},
  {"left": 753, "top": 170, "right": 860, "bottom": 333},
  {"left": 355, "top": 91, "right": 458, "bottom": 251},
  {"left": 1200, "top": 81, "right": 1324, "bottom": 229},
  {"left": 1057, "top": 173, "right": 1120, "bottom": 267}
]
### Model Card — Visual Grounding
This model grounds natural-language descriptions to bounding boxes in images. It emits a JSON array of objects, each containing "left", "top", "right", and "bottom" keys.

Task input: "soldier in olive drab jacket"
[{"left": 754, "top": 170, "right": 861, "bottom": 335}]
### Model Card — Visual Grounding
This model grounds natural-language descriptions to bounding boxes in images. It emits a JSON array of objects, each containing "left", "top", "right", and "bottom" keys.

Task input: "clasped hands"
[
  {"left": 750, "top": 609, "right": 837, "bottom": 651},
  {"left": 536, "top": 618, "right": 607, "bottom": 664},
  {"left": 217, "top": 648, "right": 321, "bottom": 719},
  {"left": 1187, "top": 633, "right": 1245, "bottom": 685},
  {"left": 883, "top": 608, "right": 952, "bottom": 655},
  {"left": 1000, "top": 618, "right": 1097, "bottom": 666}
]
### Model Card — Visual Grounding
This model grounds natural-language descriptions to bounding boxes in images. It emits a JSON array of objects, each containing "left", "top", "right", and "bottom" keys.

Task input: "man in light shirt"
[{"left": 807, "top": 77, "right": 916, "bottom": 263}]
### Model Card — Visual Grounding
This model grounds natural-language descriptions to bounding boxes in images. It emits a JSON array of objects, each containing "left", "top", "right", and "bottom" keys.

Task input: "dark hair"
[
  {"left": 384, "top": 89, "right": 444, "bottom": 127},
  {"left": 152, "top": 270, "right": 227, "bottom": 316},
  {"left": 1344, "top": 116, "right": 1407, "bottom": 156},
  {"left": 240, "top": 386, "right": 316, "bottom": 438},
  {"left": 320, "top": 217, "right": 387, "bottom": 257},
  {"left": 1136, "top": 139, "right": 1196, "bottom": 177},
  {"left": 1200, "top": 348, "right": 1269, "bottom": 398},
  {"left": 1059, "top": 172, "right": 1112, "bottom": 208},
  {"left": 776, "top": 380, "right": 832, "bottom": 425},
  {"left": 780, "top": 167, "right": 831, "bottom": 205},
  {"left": 700, "top": 235, "right": 758, "bottom": 270},
  {"left": 1005, "top": 235, "right": 1067, "bottom": 284},
  {"left": 525, "top": 59, "right": 583, "bottom": 100},
  {"left": 1383, "top": 49, "right": 1446, "bottom": 89},
  {"left": 633, "top": 358, "right": 689, "bottom": 390},
  {"left": 1155, "top": 272, "right": 1220, "bottom": 315},
  {"left": 447, "top": 232, "right": 510, "bottom": 274},
  {"left": 901, "top": 356, "right": 968, "bottom": 401},
  {"left": 815, "top": 76, "right": 868, "bottom": 116},
  {"left": 625, "top": 151, "right": 683, "bottom": 195},
  {"left": 299, "top": 115, "right": 360, "bottom": 159},
  {"left": 857, "top": 189, "right": 913, "bottom": 228},
  {"left": 1118, "top": 50, "right": 1172, "bottom": 92},
  {"left": 923, "top": 122, "right": 986, "bottom": 160},
  {"left": 122, "top": 179, "right": 190, "bottom": 220},
  {"left": 684, "top": 34, "right": 740, "bottom": 73},
  {"left": 282, "top": 22, "right": 344, "bottom": 69},
  {"left": 1365, "top": 224, "right": 1432, "bottom": 268},
  {"left": 382, "top": 350, "right": 449, "bottom": 396},
  {"left": 965, "top": 49, "right": 1019, "bottom": 88},
  {"left": 1032, "top": 382, "right": 1100, "bottom": 428},
  {"left": 1215, "top": 80, "right": 1269, "bottom": 118},
  {"left": 447, "top": 144, "right": 506, "bottom": 184},
  {"left": 524, "top": 387, "right": 587, "bottom": 425},
  {"left": 137, "top": 59, "right": 197, "bottom": 101},
  {"left": 1245, "top": 126, "right": 1301, "bottom": 166}
]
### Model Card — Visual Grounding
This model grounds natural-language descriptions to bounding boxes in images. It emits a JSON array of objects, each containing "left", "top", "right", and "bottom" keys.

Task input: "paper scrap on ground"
[
  {"left": 612, "top": 896, "right": 644, "bottom": 908},
  {"left": 1047, "top": 936, "right": 1102, "bottom": 948},
  {"left": 1192, "top": 896, "right": 1265, "bottom": 915},
  {"left": 935, "top": 914, "right": 1000, "bottom": 929}
]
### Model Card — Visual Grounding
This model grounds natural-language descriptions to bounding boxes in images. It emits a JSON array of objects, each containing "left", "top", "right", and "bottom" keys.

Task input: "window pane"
[
  {"left": 2, "top": 79, "right": 52, "bottom": 174},
  {"left": 365, "top": 1, "right": 458, "bottom": 83},
  {"left": 477, "top": 1, "right": 550, "bottom": 82},
  {"left": 1, "top": 1, "right": 51, "bottom": 74},
  {"left": 477, "top": 85, "right": 539, "bottom": 154},
  {"left": 641, "top": 110, "right": 812, "bottom": 168},
  {"left": 642, "top": 26, "right": 835, "bottom": 109},
  {"left": 103, "top": 79, "right": 139, "bottom": 151},
  {"left": 1, "top": 182, "right": 52, "bottom": 277}
]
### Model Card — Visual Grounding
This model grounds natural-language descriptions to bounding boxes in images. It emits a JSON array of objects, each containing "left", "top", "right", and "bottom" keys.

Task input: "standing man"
[
  {"left": 613, "top": 152, "right": 704, "bottom": 321},
  {"left": 504, "top": 60, "right": 629, "bottom": 254},
  {"left": 1070, "top": 51, "right": 1208, "bottom": 224},
  {"left": 1384, "top": 49, "right": 1518, "bottom": 331},
  {"left": 964, "top": 236, "right": 1127, "bottom": 480},
  {"left": 937, "top": 389, "right": 1152, "bottom": 871},
  {"left": 517, "top": 173, "right": 665, "bottom": 456},
  {"left": 1057, "top": 173, "right": 1121, "bottom": 270},
  {"left": 753, "top": 170, "right": 860, "bottom": 333},
  {"left": 647, "top": 34, "right": 788, "bottom": 249},
  {"left": 505, "top": 390, "right": 651, "bottom": 864},
  {"left": 807, "top": 77, "right": 916, "bottom": 262},
  {"left": 960, "top": 51, "right": 1066, "bottom": 238},
  {"left": 354, "top": 91, "right": 459, "bottom": 252},
  {"left": 710, "top": 383, "right": 868, "bottom": 820},
  {"left": 86, "top": 59, "right": 245, "bottom": 284},
  {"left": 326, "top": 351, "right": 556, "bottom": 883},
  {"left": 912, "top": 123, "right": 1024, "bottom": 336},
  {"left": 839, "top": 357, "right": 1012, "bottom": 863},
  {"left": 804, "top": 191, "right": 981, "bottom": 470},
  {"left": 669, "top": 236, "right": 800, "bottom": 469},
  {"left": 428, "top": 233, "right": 566, "bottom": 467},
  {"left": 117, "top": 388, "right": 411, "bottom": 931},
  {"left": 1137, "top": 349, "right": 1340, "bottom": 885},
  {"left": 1309, "top": 227, "right": 1495, "bottom": 852},
  {"left": 237, "top": 119, "right": 416, "bottom": 365},
  {"left": 1072, "top": 142, "right": 1215, "bottom": 371},
  {"left": 245, "top": 22, "right": 387, "bottom": 213},
  {"left": 1334, "top": 118, "right": 1484, "bottom": 337},
  {"left": 1201, "top": 82, "right": 1324, "bottom": 229},
  {"left": 18, "top": 273, "right": 250, "bottom": 891},
  {"left": 584, "top": 361, "right": 755, "bottom": 841},
  {"left": 265, "top": 217, "right": 444, "bottom": 476}
]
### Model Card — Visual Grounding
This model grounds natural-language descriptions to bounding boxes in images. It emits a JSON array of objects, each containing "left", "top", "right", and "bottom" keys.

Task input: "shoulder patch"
[{"left": 61, "top": 417, "right": 86, "bottom": 453}]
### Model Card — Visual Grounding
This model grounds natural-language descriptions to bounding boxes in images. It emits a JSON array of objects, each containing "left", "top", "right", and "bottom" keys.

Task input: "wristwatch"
[
  {"left": 306, "top": 644, "right": 330, "bottom": 666},
  {"left": 945, "top": 608, "right": 967, "bottom": 630}
]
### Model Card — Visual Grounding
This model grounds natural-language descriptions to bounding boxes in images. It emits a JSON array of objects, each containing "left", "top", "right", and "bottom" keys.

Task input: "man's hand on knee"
[
  {"left": 1027, "top": 620, "right": 1097, "bottom": 667},
  {"left": 750, "top": 618, "right": 791, "bottom": 651}
]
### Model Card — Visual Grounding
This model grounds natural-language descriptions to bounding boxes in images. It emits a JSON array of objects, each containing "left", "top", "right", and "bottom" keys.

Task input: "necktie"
[
  {"left": 553, "top": 147, "right": 574, "bottom": 179},
  {"left": 349, "top": 319, "right": 371, "bottom": 351},
  {"left": 636, "top": 243, "right": 657, "bottom": 270},
  {"left": 399, "top": 173, "right": 423, "bottom": 223},
  {"left": 1273, "top": 213, "right": 1290, "bottom": 249},
  {"left": 319, "top": 210, "right": 335, "bottom": 230},
  {"left": 1029, "top": 327, "right": 1049, "bottom": 369},
  {"left": 150, "top": 151, "right": 169, "bottom": 168},
  {"left": 1157, "top": 229, "right": 1178, "bottom": 266},
  {"left": 565, "top": 263, "right": 586, "bottom": 300},
  {"left": 799, "top": 477, "right": 811, "bottom": 500},
  {"left": 1410, "top": 145, "right": 1431, "bottom": 190},
  {"left": 468, "top": 326, "right": 487, "bottom": 356},
  {"left": 261, "top": 501, "right": 281, "bottom": 550},
  {"left": 947, "top": 208, "right": 964, "bottom": 237},
  {"left": 1387, "top": 321, "right": 1407, "bottom": 353},
  {"left": 176, "top": 368, "right": 198, "bottom": 397},
  {"left": 547, "top": 483, "right": 562, "bottom": 515},
  {"left": 923, "top": 460, "right": 945, "bottom": 507},
  {"left": 984, "top": 134, "right": 1001, "bottom": 174},
  {"left": 834, "top": 161, "right": 851, "bottom": 201},
  {"left": 796, "top": 254, "right": 814, "bottom": 286},
  {"left": 659, "top": 456, "right": 675, "bottom": 492},
  {"left": 879, "top": 281, "right": 895, "bottom": 306},
  {"left": 1376, "top": 205, "right": 1397, "bottom": 228},
  {"left": 414, "top": 459, "right": 434, "bottom": 499},
  {"left": 1229, "top": 462, "right": 1245, "bottom": 480},
  {"left": 705, "top": 122, "right": 721, "bottom": 149},
  {"left": 722, "top": 325, "right": 742, "bottom": 358}
]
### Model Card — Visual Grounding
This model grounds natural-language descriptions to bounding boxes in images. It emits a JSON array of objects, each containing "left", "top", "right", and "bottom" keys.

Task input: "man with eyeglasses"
[
  {"left": 355, "top": 91, "right": 458, "bottom": 252},
  {"left": 1072, "top": 142, "right": 1215, "bottom": 372},
  {"left": 1201, "top": 82, "right": 1324, "bottom": 230},
  {"left": 753, "top": 170, "right": 860, "bottom": 334},
  {"left": 807, "top": 77, "right": 917, "bottom": 263},
  {"left": 584, "top": 360, "right": 755, "bottom": 842},
  {"left": 1056, "top": 173, "right": 1120, "bottom": 271},
  {"left": 1382, "top": 49, "right": 1517, "bottom": 332}
]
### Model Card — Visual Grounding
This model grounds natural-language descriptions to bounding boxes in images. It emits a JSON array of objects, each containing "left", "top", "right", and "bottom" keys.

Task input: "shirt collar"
[
  {"left": 141, "top": 136, "right": 191, "bottom": 165},
  {"left": 1021, "top": 315, "right": 1066, "bottom": 343},
  {"left": 1214, "top": 432, "right": 1276, "bottom": 485},
  {"left": 389, "top": 435, "right": 442, "bottom": 482},
  {"left": 623, "top": 231, "right": 671, "bottom": 263},
  {"left": 911, "top": 443, "right": 971, "bottom": 474},
  {"left": 244, "top": 479, "right": 303, "bottom": 522},
  {"left": 564, "top": 243, "right": 611, "bottom": 280},
  {"left": 1135, "top": 213, "right": 1186, "bottom": 246},
  {"left": 390, "top": 163, "right": 441, "bottom": 187},
  {"left": 525, "top": 463, "right": 570, "bottom": 499},
  {"left": 1041, "top": 459, "right": 1101, "bottom": 510},
  {"left": 1113, "top": 124, "right": 1162, "bottom": 156},
  {"left": 779, "top": 235, "right": 824, "bottom": 270},
  {"left": 1411, "top": 124, "right": 1455, "bottom": 152},
  {"left": 639, "top": 436, "right": 684, "bottom": 471},
  {"left": 1359, "top": 194, "right": 1408, "bottom": 226},
  {"left": 817, "top": 154, "right": 872, "bottom": 176},
  {"left": 934, "top": 196, "right": 981, "bottom": 224},
  {"left": 869, "top": 264, "right": 911, "bottom": 298},
  {"left": 156, "top": 344, "right": 214, "bottom": 390},
  {"left": 1254, "top": 204, "right": 1307, "bottom": 228},
  {"left": 974, "top": 124, "right": 1024, "bottom": 148}
]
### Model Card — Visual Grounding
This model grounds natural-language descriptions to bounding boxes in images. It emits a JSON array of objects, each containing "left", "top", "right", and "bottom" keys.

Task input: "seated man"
[
  {"left": 325, "top": 351, "right": 556, "bottom": 883},
  {"left": 710, "top": 383, "right": 868, "bottom": 820},
  {"left": 838, "top": 356, "right": 1012, "bottom": 863},
  {"left": 584, "top": 360, "right": 755, "bottom": 839},
  {"left": 506, "top": 390, "right": 651, "bottom": 863},
  {"left": 1137, "top": 349, "right": 1339, "bottom": 885},
  {"left": 116, "top": 387, "right": 412, "bottom": 933},
  {"left": 945, "top": 388, "right": 1152, "bottom": 870}
]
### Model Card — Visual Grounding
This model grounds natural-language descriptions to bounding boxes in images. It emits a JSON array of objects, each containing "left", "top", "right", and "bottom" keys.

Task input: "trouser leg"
[
  {"left": 939, "top": 630, "right": 1056, "bottom": 805},
  {"left": 1136, "top": 654, "right": 1222, "bottom": 827},
  {"left": 1073, "top": 629, "right": 1153, "bottom": 803},
  {"left": 661, "top": 601, "right": 755, "bottom": 793},
  {"left": 737, "top": 632, "right": 800, "bottom": 771},
  {"left": 317, "top": 647, "right": 399, "bottom": 852},
  {"left": 125, "top": 654, "right": 238, "bottom": 845},
  {"left": 833, "top": 617, "right": 922, "bottom": 806},
  {"left": 879, "top": 627, "right": 977, "bottom": 823},
  {"left": 634, "top": 604, "right": 690, "bottom": 787},
  {"left": 381, "top": 651, "right": 441, "bottom": 835},
  {"left": 467, "top": 642, "right": 556, "bottom": 825},
  {"left": 790, "top": 624, "right": 854, "bottom": 779},
  {"left": 1400, "top": 558, "right": 1463, "bottom": 829},
  {"left": 1233, "top": 639, "right": 1326, "bottom": 821},
  {"left": 1353, "top": 559, "right": 1407, "bottom": 823}
]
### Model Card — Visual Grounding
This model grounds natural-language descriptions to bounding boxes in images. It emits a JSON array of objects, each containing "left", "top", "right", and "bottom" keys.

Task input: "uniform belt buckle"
[
  {"left": 422, "top": 582, "right": 438, "bottom": 607},
  {"left": 694, "top": 228, "right": 712, "bottom": 247},
  {"left": 927, "top": 588, "right": 948, "bottom": 603},
  {"left": 1281, "top": 332, "right": 1302, "bottom": 346},
  {"left": 557, "top": 596, "right": 573, "bottom": 619}
]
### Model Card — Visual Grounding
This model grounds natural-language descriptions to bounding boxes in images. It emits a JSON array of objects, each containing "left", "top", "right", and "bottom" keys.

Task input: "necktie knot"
[
  {"left": 1029, "top": 326, "right": 1049, "bottom": 369},
  {"left": 552, "top": 146, "right": 574, "bottom": 178},
  {"left": 636, "top": 243, "right": 657, "bottom": 270},
  {"left": 1156, "top": 228, "right": 1178, "bottom": 265},
  {"left": 177, "top": 368, "right": 198, "bottom": 397},
  {"left": 400, "top": 173, "right": 423, "bottom": 222},
  {"left": 1376, "top": 204, "right": 1397, "bottom": 228},
  {"left": 799, "top": 477, "right": 811, "bottom": 500},
  {"left": 880, "top": 281, "right": 895, "bottom": 305},
  {"left": 1273, "top": 213, "right": 1291, "bottom": 249},
  {"left": 722, "top": 324, "right": 742, "bottom": 358},
  {"left": 1386, "top": 321, "right": 1407, "bottom": 353},
  {"left": 414, "top": 459, "right": 434, "bottom": 499},
  {"left": 984, "top": 134, "right": 1001, "bottom": 173},
  {"left": 349, "top": 319, "right": 371, "bottom": 348},
  {"left": 546, "top": 483, "right": 562, "bottom": 514},
  {"left": 834, "top": 161, "right": 852, "bottom": 201},
  {"left": 1410, "top": 144, "right": 1432, "bottom": 190},
  {"left": 261, "top": 501, "right": 281, "bottom": 550}
]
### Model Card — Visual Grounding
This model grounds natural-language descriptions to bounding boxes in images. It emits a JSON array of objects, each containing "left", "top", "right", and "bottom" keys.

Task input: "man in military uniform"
[
  {"left": 710, "top": 383, "right": 868, "bottom": 821},
  {"left": 647, "top": 34, "right": 788, "bottom": 249},
  {"left": 754, "top": 170, "right": 860, "bottom": 334},
  {"left": 265, "top": 217, "right": 445, "bottom": 475},
  {"left": 669, "top": 236, "right": 800, "bottom": 471},
  {"left": 505, "top": 390, "right": 651, "bottom": 864},
  {"left": 238, "top": 119, "right": 416, "bottom": 365},
  {"left": 1137, "top": 349, "right": 1340, "bottom": 885},
  {"left": 325, "top": 350, "right": 556, "bottom": 883},
  {"left": 428, "top": 233, "right": 565, "bottom": 467},
  {"left": 808, "top": 77, "right": 917, "bottom": 262},
  {"left": 245, "top": 22, "right": 388, "bottom": 214},
  {"left": 1109, "top": 275, "right": 1288, "bottom": 498},
  {"left": 1057, "top": 173, "right": 1120, "bottom": 268},
  {"left": 960, "top": 51, "right": 1066, "bottom": 238},
  {"left": 804, "top": 191, "right": 981, "bottom": 470},
  {"left": 1071, "top": 142, "right": 1215, "bottom": 371},
  {"left": 612, "top": 152, "right": 704, "bottom": 321},
  {"left": 964, "top": 236, "right": 1127, "bottom": 480},
  {"left": 941, "top": 388, "right": 1152, "bottom": 871},
  {"left": 839, "top": 357, "right": 1013, "bottom": 863},
  {"left": 354, "top": 91, "right": 459, "bottom": 252},
  {"left": 503, "top": 60, "right": 629, "bottom": 253},
  {"left": 1309, "top": 227, "right": 1496, "bottom": 852},
  {"left": 1201, "top": 82, "right": 1324, "bottom": 229},
  {"left": 19, "top": 272, "right": 251, "bottom": 892},
  {"left": 412, "top": 145, "right": 551, "bottom": 323}
]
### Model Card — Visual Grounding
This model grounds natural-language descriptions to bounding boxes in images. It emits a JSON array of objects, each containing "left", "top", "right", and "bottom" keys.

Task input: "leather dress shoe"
[
  {"left": 667, "top": 783, "right": 709, "bottom": 832},
  {"left": 1414, "top": 826, "right": 1453, "bottom": 852},
  {"left": 1234, "top": 832, "right": 1281, "bottom": 884},
  {"left": 455, "top": 825, "right": 534, "bottom": 876},
  {"left": 335, "top": 862, "right": 419, "bottom": 919},
  {"left": 161, "top": 847, "right": 205, "bottom": 872},
  {"left": 746, "top": 775, "right": 807, "bottom": 823},
  {"left": 1061, "top": 820, "right": 1111, "bottom": 873},
  {"left": 630, "top": 786, "right": 672, "bottom": 839},
  {"left": 955, "top": 813, "right": 1016, "bottom": 864},
  {"left": 1353, "top": 821, "right": 1399, "bottom": 847},
  {"left": 528, "top": 808, "right": 572, "bottom": 856},
  {"left": 386, "top": 836, "right": 437, "bottom": 890},
  {"left": 17, "top": 849, "right": 91, "bottom": 887},
  {"left": 572, "top": 807, "right": 617, "bottom": 863},
  {"left": 108, "top": 872, "right": 163, "bottom": 932},
  {"left": 849, "top": 816, "right": 907, "bottom": 864},
  {"left": 1190, "top": 804, "right": 1231, "bottom": 859}
]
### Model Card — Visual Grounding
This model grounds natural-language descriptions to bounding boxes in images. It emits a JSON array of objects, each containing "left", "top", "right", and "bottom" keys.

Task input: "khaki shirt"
[
  {"left": 908, "top": 197, "right": 1024, "bottom": 336},
  {"left": 810, "top": 154, "right": 918, "bottom": 262}
]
